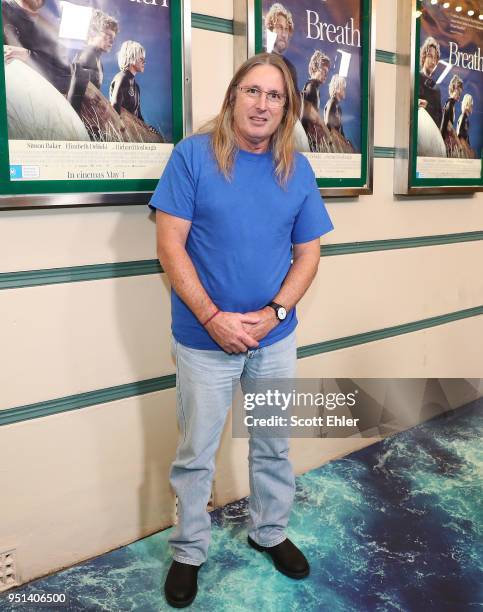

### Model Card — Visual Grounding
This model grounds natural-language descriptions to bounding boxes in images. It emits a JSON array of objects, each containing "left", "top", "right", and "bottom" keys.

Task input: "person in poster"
[
  {"left": 300, "top": 50, "right": 332, "bottom": 152},
  {"left": 262, "top": 0, "right": 363, "bottom": 166},
  {"left": 418, "top": 36, "right": 443, "bottom": 129},
  {"left": 2, "top": 0, "right": 70, "bottom": 94},
  {"left": 109, "top": 38, "right": 164, "bottom": 141},
  {"left": 440, "top": 74, "right": 464, "bottom": 157},
  {"left": 109, "top": 40, "right": 145, "bottom": 120},
  {"left": 323, "top": 74, "right": 356, "bottom": 154},
  {"left": 67, "top": 9, "right": 119, "bottom": 114},
  {"left": 264, "top": 2, "right": 310, "bottom": 151},
  {"left": 264, "top": 3, "right": 298, "bottom": 94},
  {"left": 301, "top": 51, "right": 330, "bottom": 110},
  {"left": 456, "top": 93, "right": 473, "bottom": 150}
]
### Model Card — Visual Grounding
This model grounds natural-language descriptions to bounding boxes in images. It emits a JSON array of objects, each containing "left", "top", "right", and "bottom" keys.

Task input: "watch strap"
[
  {"left": 267, "top": 302, "right": 286, "bottom": 320},
  {"left": 267, "top": 301, "right": 283, "bottom": 312}
]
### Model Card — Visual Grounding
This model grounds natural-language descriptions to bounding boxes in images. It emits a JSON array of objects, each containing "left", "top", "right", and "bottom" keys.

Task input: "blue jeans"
[{"left": 169, "top": 331, "right": 297, "bottom": 566}]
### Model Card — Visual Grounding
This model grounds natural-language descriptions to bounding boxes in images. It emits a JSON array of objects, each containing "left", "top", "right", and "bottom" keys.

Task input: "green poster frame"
[
  {"left": 0, "top": 0, "right": 189, "bottom": 209},
  {"left": 253, "top": 0, "right": 374, "bottom": 196},
  {"left": 395, "top": 0, "right": 483, "bottom": 195}
]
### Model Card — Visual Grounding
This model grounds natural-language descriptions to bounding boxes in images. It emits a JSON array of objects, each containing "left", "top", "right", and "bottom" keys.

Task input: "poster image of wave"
[
  {"left": 417, "top": 0, "right": 482, "bottom": 161},
  {"left": 1, "top": 0, "right": 172, "bottom": 144},
  {"left": 262, "top": 0, "right": 362, "bottom": 154}
]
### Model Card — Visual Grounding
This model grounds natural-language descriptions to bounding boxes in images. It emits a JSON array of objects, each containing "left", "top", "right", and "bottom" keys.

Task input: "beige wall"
[
  {"left": 1, "top": 241, "right": 482, "bottom": 410},
  {"left": 1, "top": 0, "right": 482, "bottom": 588}
]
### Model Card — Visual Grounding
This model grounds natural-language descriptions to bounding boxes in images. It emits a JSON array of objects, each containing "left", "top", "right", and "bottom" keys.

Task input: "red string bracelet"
[{"left": 202, "top": 308, "right": 220, "bottom": 326}]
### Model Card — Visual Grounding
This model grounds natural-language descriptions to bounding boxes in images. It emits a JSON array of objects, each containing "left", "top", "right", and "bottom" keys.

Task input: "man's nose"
[{"left": 256, "top": 92, "right": 268, "bottom": 110}]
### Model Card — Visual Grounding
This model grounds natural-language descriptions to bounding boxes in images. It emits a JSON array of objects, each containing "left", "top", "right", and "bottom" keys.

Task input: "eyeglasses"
[{"left": 236, "top": 86, "right": 287, "bottom": 108}]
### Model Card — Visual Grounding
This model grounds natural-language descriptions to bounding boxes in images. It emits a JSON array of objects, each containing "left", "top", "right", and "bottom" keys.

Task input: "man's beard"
[{"left": 274, "top": 41, "right": 288, "bottom": 54}]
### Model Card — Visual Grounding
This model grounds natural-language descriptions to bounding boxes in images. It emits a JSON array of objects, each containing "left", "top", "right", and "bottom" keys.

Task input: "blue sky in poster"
[
  {"left": 420, "top": 2, "right": 482, "bottom": 158},
  {"left": 263, "top": 0, "right": 363, "bottom": 152},
  {"left": 43, "top": 0, "right": 172, "bottom": 141}
]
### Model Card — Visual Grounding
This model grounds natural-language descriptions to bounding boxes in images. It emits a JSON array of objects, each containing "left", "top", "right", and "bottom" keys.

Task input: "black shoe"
[
  {"left": 248, "top": 536, "right": 310, "bottom": 579},
  {"left": 164, "top": 560, "right": 202, "bottom": 608}
]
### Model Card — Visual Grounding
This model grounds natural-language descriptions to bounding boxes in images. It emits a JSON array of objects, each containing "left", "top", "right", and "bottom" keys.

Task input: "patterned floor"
[{"left": 1, "top": 398, "right": 482, "bottom": 611}]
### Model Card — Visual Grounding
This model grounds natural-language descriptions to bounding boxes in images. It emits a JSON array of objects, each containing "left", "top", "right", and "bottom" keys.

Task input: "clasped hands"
[{"left": 204, "top": 307, "right": 279, "bottom": 354}]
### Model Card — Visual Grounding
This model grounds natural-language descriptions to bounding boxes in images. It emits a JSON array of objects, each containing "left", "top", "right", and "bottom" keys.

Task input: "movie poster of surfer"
[
  {"left": 259, "top": 0, "right": 371, "bottom": 186},
  {"left": 1, "top": 0, "right": 176, "bottom": 183},
  {"left": 416, "top": 0, "right": 482, "bottom": 180}
]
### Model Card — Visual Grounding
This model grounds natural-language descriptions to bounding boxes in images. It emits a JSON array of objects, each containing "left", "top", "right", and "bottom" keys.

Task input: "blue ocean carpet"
[{"left": 1, "top": 398, "right": 481, "bottom": 611}]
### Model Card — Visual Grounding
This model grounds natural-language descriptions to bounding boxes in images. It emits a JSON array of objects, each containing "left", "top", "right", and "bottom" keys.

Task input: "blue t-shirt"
[{"left": 149, "top": 133, "right": 333, "bottom": 350}]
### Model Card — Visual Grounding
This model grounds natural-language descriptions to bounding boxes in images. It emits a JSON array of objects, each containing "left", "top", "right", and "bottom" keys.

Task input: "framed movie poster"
[
  {"left": 394, "top": 0, "right": 483, "bottom": 195},
  {"left": 0, "top": 0, "right": 191, "bottom": 209},
  {"left": 234, "top": 0, "right": 375, "bottom": 196}
]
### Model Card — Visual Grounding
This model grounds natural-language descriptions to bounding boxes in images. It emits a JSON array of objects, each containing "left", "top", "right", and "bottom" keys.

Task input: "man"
[
  {"left": 324, "top": 74, "right": 347, "bottom": 137},
  {"left": 149, "top": 52, "right": 333, "bottom": 608},
  {"left": 301, "top": 50, "right": 331, "bottom": 151},
  {"left": 109, "top": 40, "right": 146, "bottom": 120},
  {"left": 302, "top": 50, "right": 331, "bottom": 112},
  {"left": 2, "top": 0, "right": 70, "bottom": 94},
  {"left": 418, "top": 36, "right": 443, "bottom": 129},
  {"left": 265, "top": 3, "right": 309, "bottom": 151},
  {"left": 67, "top": 9, "right": 118, "bottom": 114},
  {"left": 456, "top": 93, "right": 472, "bottom": 145},
  {"left": 440, "top": 74, "right": 463, "bottom": 140},
  {"left": 265, "top": 2, "right": 298, "bottom": 92}
]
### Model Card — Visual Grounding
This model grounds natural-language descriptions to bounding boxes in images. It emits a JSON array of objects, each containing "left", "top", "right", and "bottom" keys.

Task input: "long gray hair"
[{"left": 198, "top": 52, "right": 298, "bottom": 185}]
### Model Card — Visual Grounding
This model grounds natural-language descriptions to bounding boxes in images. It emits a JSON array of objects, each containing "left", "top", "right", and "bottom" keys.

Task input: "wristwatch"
[{"left": 266, "top": 301, "right": 287, "bottom": 321}]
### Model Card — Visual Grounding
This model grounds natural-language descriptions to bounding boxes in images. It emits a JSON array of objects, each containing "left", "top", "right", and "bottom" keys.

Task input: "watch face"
[{"left": 278, "top": 307, "right": 287, "bottom": 320}]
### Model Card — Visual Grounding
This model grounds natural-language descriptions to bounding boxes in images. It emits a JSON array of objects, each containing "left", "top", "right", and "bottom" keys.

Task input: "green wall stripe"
[
  {"left": 191, "top": 13, "right": 233, "bottom": 34},
  {"left": 1, "top": 232, "right": 482, "bottom": 290},
  {"left": 0, "top": 260, "right": 161, "bottom": 290},
  {"left": 375, "top": 50, "right": 397, "bottom": 64},
  {"left": 321, "top": 232, "right": 483, "bottom": 256},
  {"left": 374, "top": 146, "right": 395, "bottom": 158},
  {"left": 0, "top": 375, "right": 176, "bottom": 426},
  {"left": 1, "top": 306, "right": 481, "bottom": 426},
  {"left": 297, "top": 306, "right": 483, "bottom": 359}
]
